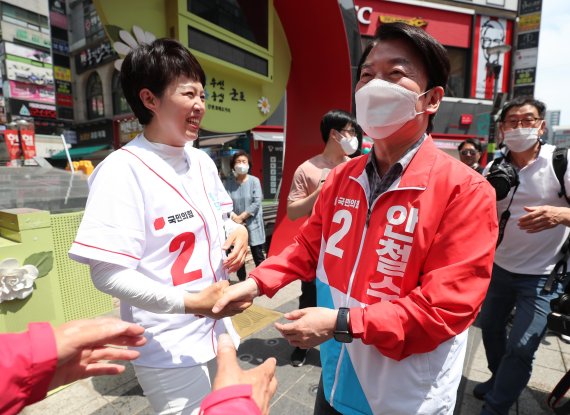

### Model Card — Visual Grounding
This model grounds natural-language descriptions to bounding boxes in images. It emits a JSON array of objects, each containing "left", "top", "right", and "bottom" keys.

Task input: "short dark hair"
[
  {"left": 320, "top": 109, "right": 360, "bottom": 143},
  {"left": 230, "top": 150, "right": 250, "bottom": 169},
  {"left": 120, "top": 38, "right": 206, "bottom": 125},
  {"left": 371, "top": 22, "right": 450, "bottom": 133},
  {"left": 458, "top": 138, "right": 482, "bottom": 153},
  {"left": 499, "top": 96, "right": 546, "bottom": 122},
  {"left": 356, "top": 40, "right": 378, "bottom": 81}
]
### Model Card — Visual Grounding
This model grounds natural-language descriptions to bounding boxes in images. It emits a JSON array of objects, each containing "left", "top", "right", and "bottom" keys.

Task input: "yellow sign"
[
  {"left": 53, "top": 66, "right": 71, "bottom": 82},
  {"left": 379, "top": 15, "right": 428, "bottom": 27},
  {"left": 94, "top": 0, "right": 291, "bottom": 134},
  {"left": 518, "top": 12, "right": 541, "bottom": 32}
]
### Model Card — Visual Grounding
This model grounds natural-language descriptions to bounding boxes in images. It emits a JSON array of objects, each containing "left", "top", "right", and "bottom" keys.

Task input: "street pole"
[
  {"left": 487, "top": 63, "right": 502, "bottom": 163},
  {"left": 484, "top": 44, "right": 511, "bottom": 163}
]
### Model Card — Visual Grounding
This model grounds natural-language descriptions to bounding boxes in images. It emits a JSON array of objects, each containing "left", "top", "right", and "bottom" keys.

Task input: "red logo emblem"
[{"left": 154, "top": 217, "right": 165, "bottom": 230}]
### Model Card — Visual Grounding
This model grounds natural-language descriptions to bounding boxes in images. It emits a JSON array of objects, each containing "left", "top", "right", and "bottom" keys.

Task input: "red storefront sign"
[
  {"left": 3, "top": 129, "right": 21, "bottom": 164},
  {"left": 354, "top": 0, "right": 472, "bottom": 48},
  {"left": 20, "top": 129, "right": 36, "bottom": 161},
  {"left": 29, "top": 102, "right": 57, "bottom": 119},
  {"left": 56, "top": 93, "right": 74, "bottom": 107}
]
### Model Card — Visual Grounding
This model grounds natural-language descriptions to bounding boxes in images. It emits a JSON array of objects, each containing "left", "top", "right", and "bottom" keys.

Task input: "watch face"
[{"left": 334, "top": 332, "right": 353, "bottom": 343}]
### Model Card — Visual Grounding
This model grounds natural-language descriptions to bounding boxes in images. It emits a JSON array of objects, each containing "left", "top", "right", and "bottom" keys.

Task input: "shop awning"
[
  {"left": 49, "top": 144, "right": 110, "bottom": 160},
  {"left": 199, "top": 135, "right": 240, "bottom": 147},
  {"left": 252, "top": 131, "right": 284, "bottom": 142}
]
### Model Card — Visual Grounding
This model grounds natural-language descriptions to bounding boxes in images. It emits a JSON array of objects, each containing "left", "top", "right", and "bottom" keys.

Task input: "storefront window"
[
  {"left": 188, "top": 0, "right": 268, "bottom": 48},
  {"left": 86, "top": 72, "right": 104, "bottom": 119},
  {"left": 112, "top": 71, "right": 131, "bottom": 115},
  {"left": 446, "top": 47, "right": 468, "bottom": 98}
]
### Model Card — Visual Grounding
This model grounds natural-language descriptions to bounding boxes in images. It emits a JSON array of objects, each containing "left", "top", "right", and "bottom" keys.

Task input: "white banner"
[{"left": 6, "top": 60, "right": 54, "bottom": 86}]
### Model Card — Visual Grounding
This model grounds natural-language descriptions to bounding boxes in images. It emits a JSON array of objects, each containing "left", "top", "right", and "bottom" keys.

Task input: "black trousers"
[
  {"left": 237, "top": 244, "right": 265, "bottom": 281},
  {"left": 314, "top": 376, "right": 343, "bottom": 415},
  {"left": 299, "top": 279, "right": 317, "bottom": 309}
]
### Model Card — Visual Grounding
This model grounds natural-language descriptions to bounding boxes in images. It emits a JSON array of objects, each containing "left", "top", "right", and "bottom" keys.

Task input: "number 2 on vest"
[{"left": 169, "top": 232, "right": 203, "bottom": 286}]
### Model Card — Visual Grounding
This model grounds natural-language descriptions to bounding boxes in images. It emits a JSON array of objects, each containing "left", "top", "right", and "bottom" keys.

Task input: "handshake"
[
  {"left": 187, "top": 278, "right": 339, "bottom": 351},
  {"left": 184, "top": 278, "right": 261, "bottom": 319}
]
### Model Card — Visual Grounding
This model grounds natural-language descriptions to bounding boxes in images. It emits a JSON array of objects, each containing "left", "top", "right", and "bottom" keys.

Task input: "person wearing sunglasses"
[
  {"left": 475, "top": 96, "right": 570, "bottom": 415},
  {"left": 458, "top": 138, "right": 484, "bottom": 173}
]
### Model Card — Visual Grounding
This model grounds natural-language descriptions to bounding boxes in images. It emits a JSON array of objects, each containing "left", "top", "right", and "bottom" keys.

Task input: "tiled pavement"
[{"left": 22, "top": 277, "right": 570, "bottom": 415}]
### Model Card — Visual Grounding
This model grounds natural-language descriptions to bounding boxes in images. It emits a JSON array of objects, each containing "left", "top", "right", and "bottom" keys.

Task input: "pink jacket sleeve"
[
  {"left": 0, "top": 322, "right": 58, "bottom": 415},
  {"left": 198, "top": 385, "right": 261, "bottom": 415}
]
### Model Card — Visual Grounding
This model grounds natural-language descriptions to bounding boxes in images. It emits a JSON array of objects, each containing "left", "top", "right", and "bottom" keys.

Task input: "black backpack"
[{"left": 546, "top": 147, "right": 570, "bottom": 414}]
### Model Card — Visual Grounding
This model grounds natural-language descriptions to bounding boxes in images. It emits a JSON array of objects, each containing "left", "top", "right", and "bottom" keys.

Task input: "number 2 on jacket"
[
  {"left": 325, "top": 210, "right": 352, "bottom": 258},
  {"left": 170, "top": 232, "right": 203, "bottom": 286}
]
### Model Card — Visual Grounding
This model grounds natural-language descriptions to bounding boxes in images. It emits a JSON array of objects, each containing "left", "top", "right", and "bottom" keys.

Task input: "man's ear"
[
  {"left": 424, "top": 86, "right": 444, "bottom": 115},
  {"left": 139, "top": 88, "right": 158, "bottom": 113}
]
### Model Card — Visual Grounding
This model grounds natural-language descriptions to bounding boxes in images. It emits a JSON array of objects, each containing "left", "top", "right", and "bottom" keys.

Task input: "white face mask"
[
  {"left": 234, "top": 164, "right": 249, "bottom": 175},
  {"left": 502, "top": 128, "right": 540, "bottom": 152},
  {"left": 338, "top": 135, "right": 358, "bottom": 155},
  {"left": 355, "top": 79, "right": 428, "bottom": 140}
]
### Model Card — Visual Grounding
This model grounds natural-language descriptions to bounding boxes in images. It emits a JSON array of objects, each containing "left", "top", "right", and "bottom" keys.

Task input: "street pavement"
[{"left": 22, "top": 272, "right": 570, "bottom": 415}]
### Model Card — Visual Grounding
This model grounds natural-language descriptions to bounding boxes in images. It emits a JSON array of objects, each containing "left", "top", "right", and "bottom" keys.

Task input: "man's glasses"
[
  {"left": 502, "top": 117, "right": 542, "bottom": 129},
  {"left": 460, "top": 149, "right": 478, "bottom": 156}
]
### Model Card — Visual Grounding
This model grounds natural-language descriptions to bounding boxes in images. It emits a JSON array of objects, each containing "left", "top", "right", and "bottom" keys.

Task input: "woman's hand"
[
  {"left": 223, "top": 225, "right": 248, "bottom": 272},
  {"left": 184, "top": 281, "right": 251, "bottom": 318}
]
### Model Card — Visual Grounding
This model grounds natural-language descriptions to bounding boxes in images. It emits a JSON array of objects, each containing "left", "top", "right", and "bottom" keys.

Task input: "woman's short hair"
[
  {"left": 230, "top": 150, "right": 250, "bottom": 169},
  {"left": 120, "top": 38, "right": 206, "bottom": 125}
]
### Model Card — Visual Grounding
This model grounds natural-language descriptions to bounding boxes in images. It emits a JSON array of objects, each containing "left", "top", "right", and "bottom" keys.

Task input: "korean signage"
[
  {"left": 520, "top": 0, "right": 542, "bottom": 14},
  {"left": 0, "top": 21, "right": 51, "bottom": 49},
  {"left": 5, "top": 59, "right": 54, "bottom": 86},
  {"left": 77, "top": 120, "right": 113, "bottom": 143},
  {"left": 56, "top": 94, "right": 73, "bottom": 107},
  {"left": 54, "top": 66, "right": 72, "bottom": 82},
  {"left": 518, "top": 13, "right": 541, "bottom": 32},
  {"left": 10, "top": 100, "right": 57, "bottom": 119},
  {"left": 3, "top": 129, "right": 21, "bottom": 165},
  {"left": 513, "top": 0, "right": 542, "bottom": 98},
  {"left": 206, "top": 76, "right": 247, "bottom": 113},
  {"left": 52, "top": 38, "right": 70, "bottom": 55},
  {"left": 262, "top": 142, "right": 283, "bottom": 199},
  {"left": 471, "top": 16, "right": 513, "bottom": 99},
  {"left": 74, "top": 41, "right": 117, "bottom": 74},
  {"left": 56, "top": 80, "right": 72, "bottom": 94},
  {"left": 7, "top": 81, "right": 55, "bottom": 104},
  {"left": 514, "top": 68, "right": 536, "bottom": 86},
  {"left": 513, "top": 48, "right": 539, "bottom": 70},
  {"left": 3, "top": 42, "right": 52, "bottom": 64},
  {"left": 517, "top": 31, "right": 539, "bottom": 50},
  {"left": 118, "top": 118, "right": 143, "bottom": 145}
]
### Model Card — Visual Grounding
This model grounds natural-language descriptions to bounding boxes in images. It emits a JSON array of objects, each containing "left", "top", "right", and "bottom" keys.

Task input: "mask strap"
[{"left": 415, "top": 88, "right": 432, "bottom": 116}]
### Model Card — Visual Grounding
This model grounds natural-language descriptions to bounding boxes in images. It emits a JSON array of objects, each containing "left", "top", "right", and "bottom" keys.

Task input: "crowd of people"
[{"left": 3, "top": 20, "right": 569, "bottom": 415}]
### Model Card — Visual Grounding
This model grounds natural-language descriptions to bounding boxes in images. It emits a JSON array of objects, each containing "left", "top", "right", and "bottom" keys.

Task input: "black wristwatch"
[{"left": 333, "top": 307, "right": 353, "bottom": 343}]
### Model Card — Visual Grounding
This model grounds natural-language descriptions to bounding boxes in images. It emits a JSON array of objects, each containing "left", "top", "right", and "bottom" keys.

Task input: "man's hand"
[
  {"left": 274, "top": 307, "right": 337, "bottom": 349},
  {"left": 49, "top": 318, "right": 146, "bottom": 390},
  {"left": 518, "top": 205, "right": 570, "bottom": 233},
  {"left": 212, "top": 334, "right": 277, "bottom": 414},
  {"left": 212, "top": 278, "right": 259, "bottom": 315},
  {"left": 185, "top": 280, "right": 251, "bottom": 318},
  {"left": 223, "top": 224, "right": 248, "bottom": 272}
]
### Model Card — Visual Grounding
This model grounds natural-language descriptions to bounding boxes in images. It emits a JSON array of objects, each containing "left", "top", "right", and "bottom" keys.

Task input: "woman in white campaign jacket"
[
  {"left": 69, "top": 39, "right": 249, "bottom": 414},
  {"left": 212, "top": 23, "right": 498, "bottom": 414}
]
